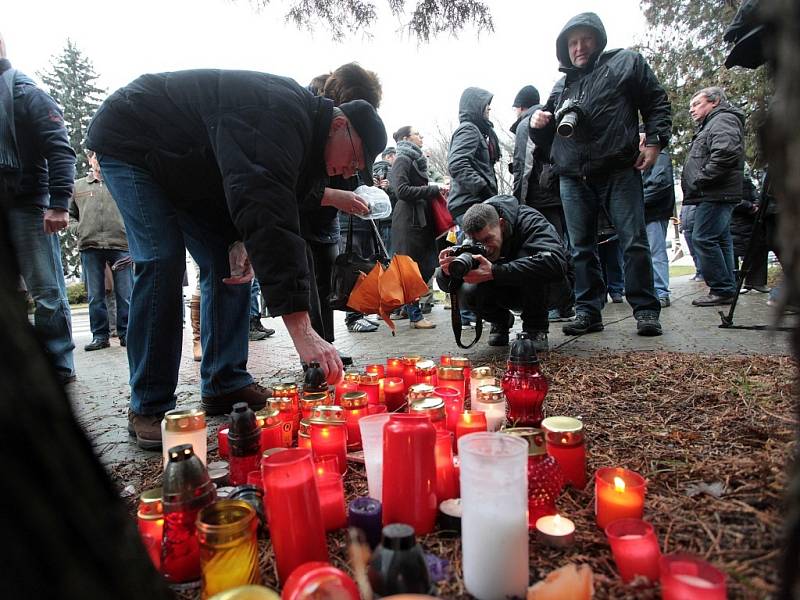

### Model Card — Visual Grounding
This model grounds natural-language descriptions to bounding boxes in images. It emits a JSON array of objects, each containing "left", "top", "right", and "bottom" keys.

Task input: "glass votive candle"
[
  {"left": 415, "top": 359, "right": 438, "bottom": 386},
  {"left": 381, "top": 377, "right": 405, "bottom": 412},
  {"left": 310, "top": 406, "right": 347, "bottom": 475},
  {"left": 435, "top": 385, "right": 464, "bottom": 432},
  {"left": 386, "top": 357, "right": 404, "bottom": 379},
  {"left": 341, "top": 391, "right": 369, "bottom": 449},
  {"left": 434, "top": 430, "right": 459, "bottom": 502},
  {"left": 469, "top": 366, "right": 495, "bottom": 403},
  {"left": 359, "top": 372, "right": 381, "bottom": 405},
  {"left": 297, "top": 419, "right": 311, "bottom": 450},
  {"left": 316, "top": 471, "right": 348, "bottom": 531},
  {"left": 409, "top": 397, "right": 447, "bottom": 431},
  {"left": 401, "top": 355, "right": 423, "bottom": 389},
  {"left": 268, "top": 396, "right": 296, "bottom": 447},
  {"left": 407, "top": 383, "right": 435, "bottom": 405},
  {"left": 542, "top": 416, "right": 586, "bottom": 489},
  {"left": 437, "top": 367, "right": 465, "bottom": 403},
  {"left": 335, "top": 378, "right": 359, "bottom": 404},
  {"left": 161, "top": 408, "right": 207, "bottom": 468},
  {"left": 595, "top": 467, "right": 646, "bottom": 529},
  {"left": 455, "top": 410, "right": 488, "bottom": 449},
  {"left": 365, "top": 363, "right": 386, "bottom": 379},
  {"left": 137, "top": 487, "right": 164, "bottom": 571},
  {"left": 605, "top": 518, "right": 661, "bottom": 583},
  {"left": 300, "top": 391, "right": 328, "bottom": 421},
  {"left": 449, "top": 356, "right": 471, "bottom": 398},
  {"left": 660, "top": 553, "right": 727, "bottom": 599},
  {"left": 472, "top": 385, "right": 507, "bottom": 432}
]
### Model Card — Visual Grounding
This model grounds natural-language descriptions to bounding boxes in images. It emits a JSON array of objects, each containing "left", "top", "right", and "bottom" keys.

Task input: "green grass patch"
[{"left": 669, "top": 265, "right": 696, "bottom": 277}]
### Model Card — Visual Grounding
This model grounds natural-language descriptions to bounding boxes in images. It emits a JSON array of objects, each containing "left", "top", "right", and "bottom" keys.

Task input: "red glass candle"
[
  {"left": 605, "top": 518, "right": 661, "bottom": 583},
  {"left": 261, "top": 449, "right": 328, "bottom": 583},
  {"left": 297, "top": 418, "right": 312, "bottom": 450},
  {"left": 382, "top": 414, "right": 437, "bottom": 534},
  {"left": 217, "top": 427, "right": 229, "bottom": 459},
  {"left": 455, "top": 411, "right": 487, "bottom": 451},
  {"left": 542, "top": 416, "right": 586, "bottom": 489},
  {"left": 256, "top": 408, "right": 284, "bottom": 453},
  {"left": 434, "top": 430, "right": 459, "bottom": 502},
  {"left": 409, "top": 397, "right": 447, "bottom": 431},
  {"left": 501, "top": 333, "right": 549, "bottom": 427},
  {"left": 595, "top": 467, "right": 646, "bottom": 529},
  {"left": 415, "top": 359, "right": 438, "bottom": 387},
  {"left": 246, "top": 470, "right": 263, "bottom": 491},
  {"left": 506, "top": 428, "right": 564, "bottom": 526},
  {"left": 386, "top": 357, "right": 404, "bottom": 379},
  {"left": 301, "top": 391, "right": 328, "bottom": 421},
  {"left": 366, "top": 363, "right": 386, "bottom": 379},
  {"left": 401, "top": 355, "right": 423, "bottom": 389},
  {"left": 660, "top": 554, "right": 727, "bottom": 599},
  {"left": 314, "top": 455, "right": 340, "bottom": 475},
  {"left": 282, "top": 562, "right": 360, "bottom": 600},
  {"left": 137, "top": 487, "right": 164, "bottom": 572},
  {"left": 316, "top": 471, "right": 348, "bottom": 531},
  {"left": 449, "top": 356, "right": 471, "bottom": 399},
  {"left": 369, "top": 404, "right": 388, "bottom": 415},
  {"left": 381, "top": 376, "right": 405, "bottom": 411},
  {"left": 268, "top": 397, "right": 296, "bottom": 447},
  {"left": 310, "top": 406, "right": 348, "bottom": 475},
  {"left": 359, "top": 372, "right": 381, "bottom": 406},
  {"left": 342, "top": 391, "right": 369, "bottom": 450},
  {"left": 434, "top": 385, "right": 463, "bottom": 433},
  {"left": 335, "top": 379, "right": 359, "bottom": 404},
  {"left": 437, "top": 367, "right": 465, "bottom": 403}
]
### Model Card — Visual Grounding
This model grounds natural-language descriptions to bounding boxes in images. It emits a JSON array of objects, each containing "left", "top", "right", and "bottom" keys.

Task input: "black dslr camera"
[
  {"left": 448, "top": 241, "right": 488, "bottom": 280},
  {"left": 554, "top": 98, "right": 584, "bottom": 138}
]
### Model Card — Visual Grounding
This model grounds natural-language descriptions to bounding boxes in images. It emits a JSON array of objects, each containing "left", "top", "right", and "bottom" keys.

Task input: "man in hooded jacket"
[{"left": 530, "top": 12, "right": 671, "bottom": 337}]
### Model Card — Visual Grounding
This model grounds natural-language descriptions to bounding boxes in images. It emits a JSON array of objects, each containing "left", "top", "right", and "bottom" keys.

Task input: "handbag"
[
  {"left": 328, "top": 216, "right": 388, "bottom": 311},
  {"left": 431, "top": 191, "right": 454, "bottom": 239}
]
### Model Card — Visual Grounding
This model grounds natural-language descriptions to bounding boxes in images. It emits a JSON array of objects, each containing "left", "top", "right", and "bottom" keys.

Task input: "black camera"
[
  {"left": 448, "top": 241, "right": 488, "bottom": 280},
  {"left": 554, "top": 98, "right": 583, "bottom": 138}
]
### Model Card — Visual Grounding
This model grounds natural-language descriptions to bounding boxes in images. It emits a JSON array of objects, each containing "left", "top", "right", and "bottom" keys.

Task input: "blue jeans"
[
  {"left": 560, "top": 168, "right": 660, "bottom": 320},
  {"left": 406, "top": 302, "right": 423, "bottom": 322},
  {"left": 81, "top": 248, "right": 133, "bottom": 339},
  {"left": 598, "top": 235, "right": 625, "bottom": 296},
  {"left": 692, "top": 202, "right": 736, "bottom": 296},
  {"left": 646, "top": 220, "right": 670, "bottom": 299},
  {"left": 98, "top": 156, "right": 252, "bottom": 415},
  {"left": 8, "top": 204, "right": 75, "bottom": 378},
  {"left": 680, "top": 204, "right": 702, "bottom": 277},
  {"left": 250, "top": 279, "right": 261, "bottom": 319}
]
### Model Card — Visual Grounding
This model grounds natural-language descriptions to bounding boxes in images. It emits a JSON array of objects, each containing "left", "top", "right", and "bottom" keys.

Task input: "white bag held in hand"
[{"left": 354, "top": 185, "right": 392, "bottom": 220}]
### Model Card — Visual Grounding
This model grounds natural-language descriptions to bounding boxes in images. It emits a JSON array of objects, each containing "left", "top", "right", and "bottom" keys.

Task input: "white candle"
[{"left": 535, "top": 514, "right": 575, "bottom": 548}]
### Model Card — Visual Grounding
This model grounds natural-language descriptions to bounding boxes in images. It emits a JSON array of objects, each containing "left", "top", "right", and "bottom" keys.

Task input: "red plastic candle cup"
[
  {"left": 542, "top": 416, "right": 587, "bottom": 489},
  {"left": 342, "top": 391, "right": 369, "bottom": 449},
  {"left": 415, "top": 359, "right": 438, "bottom": 387},
  {"left": 217, "top": 427, "right": 229, "bottom": 459},
  {"left": 261, "top": 449, "right": 328, "bottom": 583},
  {"left": 310, "top": 406, "right": 348, "bottom": 475},
  {"left": 409, "top": 397, "right": 448, "bottom": 431},
  {"left": 440, "top": 354, "right": 452, "bottom": 366},
  {"left": 455, "top": 411, "right": 488, "bottom": 450},
  {"left": 595, "top": 467, "right": 646, "bottom": 529},
  {"left": 382, "top": 377, "right": 405, "bottom": 412},
  {"left": 137, "top": 488, "right": 164, "bottom": 572},
  {"left": 660, "top": 553, "right": 727, "bottom": 599},
  {"left": 366, "top": 363, "right": 386, "bottom": 379},
  {"left": 316, "top": 471, "right": 348, "bottom": 531},
  {"left": 369, "top": 404, "right": 388, "bottom": 415},
  {"left": 256, "top": 408, "right": 284, "bottom": 453},
  {"left": 605, "top": 518, "right": 661, "bottom": 583},
  {"left": 267, "top": 397, "right": 296, "bottom": 446},
  {"left": 386, "top": 357, "right": 404, "bottom": 379},
  {"left": 246, "top": 470, "right": 264, "bottom": 492},
  {"left": 359, "top": 372, "right": 381, "bottom": 406},
  {"left": 335, "top": 379, "right": 359, "bottom": 404},
  {"left": 434, "top": 430, "right": 459, "bottom": 502},
  {"left": 382, "top": 414, "right": 438, "bottom": 534},
  {"left": 314, "top": 455, "right": 340, "bottom": 476},
  {"left": 449, "top": 357, "right": 471, "bottom": 399},
  {"left": 437, "top": 367, "right": 465, "bottom": 401},
  {"left": 435, "top": 385, "right": 464, "bottom": 433},
  {"left": 401, "top": 355, "right": 423, "bottom": 389},
  {"left": 282, "top": 562, "right": 360, "bottom": 600}
]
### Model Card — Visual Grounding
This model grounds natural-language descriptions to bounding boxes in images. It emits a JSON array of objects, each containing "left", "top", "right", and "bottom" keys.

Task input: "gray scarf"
[{"left": 396, "top": 140, "right": 428, "bottom": 175}]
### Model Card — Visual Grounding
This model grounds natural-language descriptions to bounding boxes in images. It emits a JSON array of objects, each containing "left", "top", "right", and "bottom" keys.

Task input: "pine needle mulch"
[{"left": 112, "top": 351, "right": 797, "bottom": 600}]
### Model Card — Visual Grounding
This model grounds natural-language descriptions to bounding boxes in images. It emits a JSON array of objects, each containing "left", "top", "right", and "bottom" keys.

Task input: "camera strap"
[{"left": 448, "top": 283, "right": 483, "bottom": 349}]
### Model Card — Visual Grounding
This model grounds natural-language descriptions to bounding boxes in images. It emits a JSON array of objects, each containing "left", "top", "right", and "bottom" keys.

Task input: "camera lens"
[
  {"left": 557, "top": 112, "right": 578, "bottom": 138},
  {"left": 449, "top": 254, "right": 473, "bottom": 280}
]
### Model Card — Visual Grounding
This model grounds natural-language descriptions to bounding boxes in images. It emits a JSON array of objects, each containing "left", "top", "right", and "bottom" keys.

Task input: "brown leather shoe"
[
  {"left": 201, "top": 382, "right": 271, "bottom": 416},
  {"left": 410, "top": 318, "right": 436, "bottom": 329},
  {"left": 127, "top": 409, "right": 164, "bottom": 451}
]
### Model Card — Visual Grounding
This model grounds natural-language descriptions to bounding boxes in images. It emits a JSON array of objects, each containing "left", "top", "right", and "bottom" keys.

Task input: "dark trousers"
[
  {"left": 735, "top": 212, "right": 778, "bottom": 288},
  {"left": 81, "top": 248, "right": 133, "bottom": 339},
  {"left": 693, "top": 202, "right": 736, "bottom": 296},
  {"left": 598, "top": 235, "right": 625, "bottom": 296},
  {"left": 458, "top": 280, "right": 549, "bottom": 332},
  {"left": 341, "top": 227, "right": 376, "bottom": 326},
  {"left": 538, "top": 205, "right": 575, "bottom": 312},
  {"left": 306, "top": 240, "right": 338, "bottom": 342}
]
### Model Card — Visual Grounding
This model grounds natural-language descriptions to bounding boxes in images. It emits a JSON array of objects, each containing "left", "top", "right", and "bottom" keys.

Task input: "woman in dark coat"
[{"left": 389, "top": 126, "right": 446, "bottom": 329}]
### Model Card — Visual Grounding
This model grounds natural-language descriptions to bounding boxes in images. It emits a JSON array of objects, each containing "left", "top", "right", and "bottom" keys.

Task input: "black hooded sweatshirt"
[{"left": 532, "top": 13, "right": 672, "bottom": 178}]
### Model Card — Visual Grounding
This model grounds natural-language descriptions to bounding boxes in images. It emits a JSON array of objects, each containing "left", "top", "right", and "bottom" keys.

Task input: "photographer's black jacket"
[
  {"left": 438, "top": 195, "right": 567, "bottom": 290},
  {"left": 532, "top": 13, "right": 672, "bottom": 178},
  {"left": 86, "top": 70, "right": 332, "bottom": 317}
]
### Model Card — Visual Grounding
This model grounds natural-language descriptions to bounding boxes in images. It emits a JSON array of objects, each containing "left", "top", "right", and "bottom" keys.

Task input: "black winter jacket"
[
  {"left": 532, "top": 13, "right": 671, "bottom": 179},
  {"left": 642, "top": 149, "right": 675, "bottom": 223},
  {"left": 1, "top": 59, "right": 76, "bottom": 209},
  {"left": 86, "top": 70, "right": 332, "bottom": 317},
  {"left": 447, "top": 88, "right": 499, "bottom": 219},
  {"left": 681, "top": 102, "right": 745, "bottom": 205},
  {"left": 437, "top": 195, "right": 567, "bottom": 291},
  {"left": 511, "top": 105, "right": 560, "bottom": 210}
]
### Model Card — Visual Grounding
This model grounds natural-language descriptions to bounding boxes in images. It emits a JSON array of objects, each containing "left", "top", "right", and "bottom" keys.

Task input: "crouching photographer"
[{"left": 435, "top": 195, "right": 568, "bottom": 351}]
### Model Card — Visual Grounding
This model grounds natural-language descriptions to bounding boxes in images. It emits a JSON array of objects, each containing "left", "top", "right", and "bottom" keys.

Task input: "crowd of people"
[{"left": 0, "top": 11, "right": 781, "bottom": 451}]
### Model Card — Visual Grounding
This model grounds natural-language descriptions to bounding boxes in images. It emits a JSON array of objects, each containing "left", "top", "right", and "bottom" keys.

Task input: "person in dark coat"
[
  {"left": 530, "top": 12, "right": 671, "bottom": 337},
  {"left": 372, "top": 146, "right": 396, "bottom": 251},
  {"left": 389, "top": 126, "right": 446, "bottom": 329},
  {"left": 85, "top": 69, "right": 386, "bottom": 449},
  {"left": 731, "top": 173, "right": 773, "bottom": 292},
  {"left": 681, "top": 86, "right": 745, "bottom": 306},
  {"left": 436, "top": 195, "right": 567, "bottom": 351}
]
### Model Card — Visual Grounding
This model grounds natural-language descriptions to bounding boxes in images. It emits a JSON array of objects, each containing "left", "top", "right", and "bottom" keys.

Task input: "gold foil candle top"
[
  {"left": 360, "top": 372, "right": 380, "bottom": 385},
  {"left": 341, "top": 391, "right": 369, "bottom": 409},
  {"left": 504, "top": 427, "right": 547, "bottom": 456},
  {"left": 137, "top": 487, "right": 163, "bottom": 519},
  {"left": 409, "top": 397, "right": 446, "bottom": 421},
  {"left": 408, "top": 383, "right": 436, "bottom": 401},
  {"left": 472, "top": 366, "right": 493, "bottom": 379},
  {"left": 255, "top": 408, "right": 281, "bottom": 427},
  {"left": 437, "top": 366, "right": 465, "bottom": 380},
  {"left": 163, "top": 408, "right": 206, "bottom": 432},
  {"left": 476, "top": 385, "right": 504, "bottom": 403},
  {"left": 449, "top": 356, "right": 471, "bottom": 368},
  {"left": 309, "top": 405, "right": 346, "bottom": 424}
]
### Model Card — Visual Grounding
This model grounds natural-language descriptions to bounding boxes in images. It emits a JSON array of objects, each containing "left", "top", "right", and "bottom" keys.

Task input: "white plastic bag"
[{"left": 354, "top": 185, "right": 392, "bottom": 220}]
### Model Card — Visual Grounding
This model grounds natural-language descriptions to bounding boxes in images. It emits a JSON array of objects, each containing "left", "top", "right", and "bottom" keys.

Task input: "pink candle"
[
  {"left": 358, "top": 372, "right": 381, "bottom": 406},
  {"left": 315, "top": 471, "right": 347, "bottom": 531},
  {"left": 435, "top": 386, "right": 463, "bottom": 433},
  {"left": 660, "top": 554, "right": 727, "bottom": 599},
  {"left": 365, "top": 363, "right": 386, "bottom": 379},
  {"left": 382, "top": 377, "right": 405, "bottom": 412},
  {"left": 605, "top": 518, "right": 661, "bottom": 583},
  {"left": 386, "top": 357, "right": 404, "bottom": 379}
]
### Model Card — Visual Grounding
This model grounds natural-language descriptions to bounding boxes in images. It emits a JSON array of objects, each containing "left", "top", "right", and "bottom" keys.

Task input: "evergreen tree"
[
  {"left": 638, "top": 0, "right": 771, "bottom": 171},
  {"left": 37, "top": 39, "right": 105, "bottom": 278}
]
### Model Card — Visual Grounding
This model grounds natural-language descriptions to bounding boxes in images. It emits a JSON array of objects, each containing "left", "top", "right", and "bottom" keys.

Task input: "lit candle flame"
[
  {"left": 553, "top": 514, "right": 562, "bottom": 527},
  {"left": 614, "top": 476, "right": 626, "bottom": 492},
  {"left": 464, "top": 413, "right": 472, "bottom": 424}
]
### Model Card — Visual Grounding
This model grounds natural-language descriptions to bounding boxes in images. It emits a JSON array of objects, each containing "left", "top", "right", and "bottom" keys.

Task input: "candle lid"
[
  {"left": 437, "top": 366, "right": 465, "bottom": 380},
  {"left": 504, "top": 427, "right": 547, "bottom": 456},
  {"left": 402, "top": 355, "right": 423, "bottom": 365},
  {"left": 341, "top": 391, "right": 369, "bottom": 408},
  {"left": 508, "top": 332, "right": 540, "bottom": 365},
  {"left": 360, "top": 372, "right": 380, "bottom": 384},
  {"left": 472, "top": 366, "right": 493, "bottom": 379},
  {"left": 309, "top": 405, "right": 346, "bottom": 424},
  {"left": 272, "top": 383, "right": 291, "bottom": 395},
  {"left": 163, "top": 408, "right": 205, "bottom": 432},
  {"left": 541, "top": 416, "right": 583, "bottom": 433},
  {"left": 476, "top": 385, "right": 504, "bottom": 403},
  {"left": 255, "top": 407, "right": 281, "bottom": 427},
  {"left": 409, "top": 397, "right": 446, "bottom": 419},
  {"left": 280, "top": 380, "right": 298, "bottom": 390},
  {"left": 344, "top": 369, "right": 362, "bottom": 383},
  {"left": 262, "top": 447, "right": 288, "bottom": 460},
  {"left": 449, "top": 356, "right": 471, "bottom": 368},
  {"left": 137, "top": 487, "right": 163, "bottom": 519},
  {"left": 408, "top": 383, "right": 436, "bottom": 399},
  {"left": 415, "top": 359, "right": 437, "bottom": 372},
  {"left": 380, "top": 523, "right": 418, "bottom": 550},
  {"left": 267, "top": 396, "right": 293, "bottom": 410}
]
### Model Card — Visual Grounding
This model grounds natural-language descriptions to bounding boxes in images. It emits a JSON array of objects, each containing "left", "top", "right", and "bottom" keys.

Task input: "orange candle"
[
  {"left": 455, "top": 410, "right": 487, "bottom": 450},
  {"left": 595, "top": 467, "right": 646, "bottom": 529}
]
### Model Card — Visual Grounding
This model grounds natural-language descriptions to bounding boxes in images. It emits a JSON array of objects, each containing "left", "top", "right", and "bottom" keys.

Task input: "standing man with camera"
[
  {"left": 435, "top": 195, "right": 567, "bottom": 350},
  {"left": 530, "top": 12, "right": 671, "bottom": 337}
]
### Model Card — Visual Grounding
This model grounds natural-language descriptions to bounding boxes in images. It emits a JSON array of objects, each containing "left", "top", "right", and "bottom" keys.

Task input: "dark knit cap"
[{"left": 512, "top": 85, "right": 540, "bottom": 109}]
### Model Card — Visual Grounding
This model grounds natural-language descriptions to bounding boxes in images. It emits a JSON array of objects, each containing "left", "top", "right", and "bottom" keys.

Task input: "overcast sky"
[{"left": 4, "top": 0, "right": 645, "bottom": 150}]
